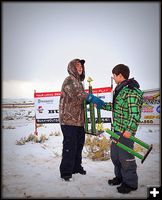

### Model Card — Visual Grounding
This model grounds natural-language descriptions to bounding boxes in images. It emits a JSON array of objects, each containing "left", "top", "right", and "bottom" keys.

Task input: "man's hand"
[{"left": 123, "top": 131, "right": 131, "bottom": 139}]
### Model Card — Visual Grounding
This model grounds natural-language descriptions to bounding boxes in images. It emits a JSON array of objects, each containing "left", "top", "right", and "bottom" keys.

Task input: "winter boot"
[
  {"left": 117, "top": 182, "right": 137, "bottom": 193},
  {"left": 108, "top": 177, "right": 122, "bottom": 186},
  {"left": 61, "top": 173, "right": 72, "bottom": 181},
  {"left": 73, "top": 167, "right": 86, "bottom": 175}
]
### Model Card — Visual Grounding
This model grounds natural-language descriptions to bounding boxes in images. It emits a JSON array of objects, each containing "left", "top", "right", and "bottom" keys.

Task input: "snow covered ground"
[{"left": 1, "top": 102, "right": 161, "bottom": 199}]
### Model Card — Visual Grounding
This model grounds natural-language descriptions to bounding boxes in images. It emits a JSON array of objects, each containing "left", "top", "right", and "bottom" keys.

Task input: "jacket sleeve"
[
  {"left": 126, "top": 93, "right": 142, "bottom": 133},
  {"left": 63, "top": 78, "right": 87, "bottom": 101}
]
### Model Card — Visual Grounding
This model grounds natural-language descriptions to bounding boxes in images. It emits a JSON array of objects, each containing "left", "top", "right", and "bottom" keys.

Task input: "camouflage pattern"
[{"left": 59, "top": 59, "right": 88, "bottom": 126}]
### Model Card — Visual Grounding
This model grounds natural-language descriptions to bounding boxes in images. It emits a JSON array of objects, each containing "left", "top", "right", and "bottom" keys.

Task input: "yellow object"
[
  {"left": 96, "top": 123, "right": 104, "bottom": 131},
  {"left": 153, "top": 92, "right": 160, "bottom": 99},
  {"left": 87, "top": 77, "right": 93, "bottom": 86}
]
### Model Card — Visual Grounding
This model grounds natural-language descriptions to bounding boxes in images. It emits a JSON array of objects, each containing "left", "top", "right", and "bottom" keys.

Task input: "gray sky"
[{"left": 2, "top": 2, "right": 160, "bottom": 98}]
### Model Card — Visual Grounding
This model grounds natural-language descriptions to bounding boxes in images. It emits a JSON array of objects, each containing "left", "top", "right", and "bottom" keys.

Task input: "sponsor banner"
[
  {"left": 34, "top": 96, "right": 60, "bottom": 120},
  {"left": 34, "top": 88, "right": 160, "bottom": 125},
  {"left": 34, "top": 91, "right": 61, "bottom": 98},
  {"left": 36, "top": 117, "right": 111, "bottom": 124},
  {"left": 34, "top": 87, "right": 113, "bottom": 124},
  {"left": 140, "top": 89, "right": 160, "bottom": 125},
  {"left": 36, "top": 118, "right": 60, "bottom": 123}
]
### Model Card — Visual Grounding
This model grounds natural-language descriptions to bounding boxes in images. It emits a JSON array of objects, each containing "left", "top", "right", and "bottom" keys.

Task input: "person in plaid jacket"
[{"left": 106, "top": 64, "right": 143, "bottom": 194}]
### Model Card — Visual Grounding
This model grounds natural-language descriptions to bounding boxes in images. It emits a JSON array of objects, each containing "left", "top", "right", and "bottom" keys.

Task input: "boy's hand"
[{"left": 123, "top": 131, "right": 131, "bottom": 138}]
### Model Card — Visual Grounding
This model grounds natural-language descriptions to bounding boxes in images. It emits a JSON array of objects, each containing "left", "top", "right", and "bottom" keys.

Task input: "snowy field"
[{"left": 1, "top": 101, "right": 161, "bottom": 199}]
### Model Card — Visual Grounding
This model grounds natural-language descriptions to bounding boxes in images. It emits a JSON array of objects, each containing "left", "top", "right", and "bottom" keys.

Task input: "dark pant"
[
  {"left": 110, "top": 133, "right": 138, "bottom": 188},
  {"left": 60, "top": 125, "right": 85, "bottom": 177}
]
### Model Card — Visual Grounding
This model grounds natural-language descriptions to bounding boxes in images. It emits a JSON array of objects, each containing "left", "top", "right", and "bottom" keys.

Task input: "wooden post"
[{"left": 34, "top": 90, "right": 38, "bottom": 136}]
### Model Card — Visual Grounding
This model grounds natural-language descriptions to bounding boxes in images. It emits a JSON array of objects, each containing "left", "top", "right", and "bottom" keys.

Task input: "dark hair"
[{"left": 112, "top": 64, "right": 130, "bottom": 79}]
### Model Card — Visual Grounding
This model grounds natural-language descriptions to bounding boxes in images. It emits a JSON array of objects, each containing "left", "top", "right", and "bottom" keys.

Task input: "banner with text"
[
  {"left": 34, "top": 87, "right": 113, "bottom": 126},
  {"left": 140, "top": 89, "right": 160, "bottom": 125}
]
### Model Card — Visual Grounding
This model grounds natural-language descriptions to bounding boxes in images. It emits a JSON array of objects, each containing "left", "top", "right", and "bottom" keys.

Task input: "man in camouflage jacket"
[
  {"left": 59, "top": 59, "right": 87, "bottom": 181},
  {"left": 59, "top": 58, "right": 105, "bottom": 181}
]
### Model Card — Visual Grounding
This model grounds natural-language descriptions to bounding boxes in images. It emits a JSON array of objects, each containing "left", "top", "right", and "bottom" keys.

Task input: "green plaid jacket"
[{"left": 106, "top": 86, "right": 143, "bottom": 134}]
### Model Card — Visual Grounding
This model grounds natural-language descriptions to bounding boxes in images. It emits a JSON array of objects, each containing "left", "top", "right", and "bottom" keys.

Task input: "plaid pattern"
[{"left": 112, "top": 86, "right": 143, "bottom": 133}]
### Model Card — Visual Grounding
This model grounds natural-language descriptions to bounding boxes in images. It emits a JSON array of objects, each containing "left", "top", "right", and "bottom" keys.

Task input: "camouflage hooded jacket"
[{"left": 59, "top": 59, "right": 88, "bottom": 126}]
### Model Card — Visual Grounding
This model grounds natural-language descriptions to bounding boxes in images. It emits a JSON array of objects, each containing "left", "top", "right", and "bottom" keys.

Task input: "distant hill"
[{"left": 2, "top": 98, "right": 34, "bottom": 104}]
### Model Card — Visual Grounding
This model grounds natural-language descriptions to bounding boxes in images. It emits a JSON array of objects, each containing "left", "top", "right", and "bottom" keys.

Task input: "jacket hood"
[
  {"left": 67, "top": 59, "right": 85, "bottom": 81},
  {"left": 127, "top": 78, "right": 140, "bottom": 89},
  {"left": 113, "top": 78, "right": 141, "bottom": 106},
  {"left": 117, "top": 78, "right": 140, "bottom": 90}
]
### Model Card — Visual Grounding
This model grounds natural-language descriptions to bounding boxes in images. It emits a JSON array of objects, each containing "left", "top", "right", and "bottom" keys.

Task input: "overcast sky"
[{"left": 2, "top": 2, "right": 160, "bottom": 98}]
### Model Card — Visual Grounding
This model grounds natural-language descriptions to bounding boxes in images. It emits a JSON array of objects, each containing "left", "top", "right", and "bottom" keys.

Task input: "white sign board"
[
  {"left": 34, "top": 87, "right": 113, "bottom": 125},
  {"left": 34, "top": 91, "right": 60, "bottom": 123}
]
